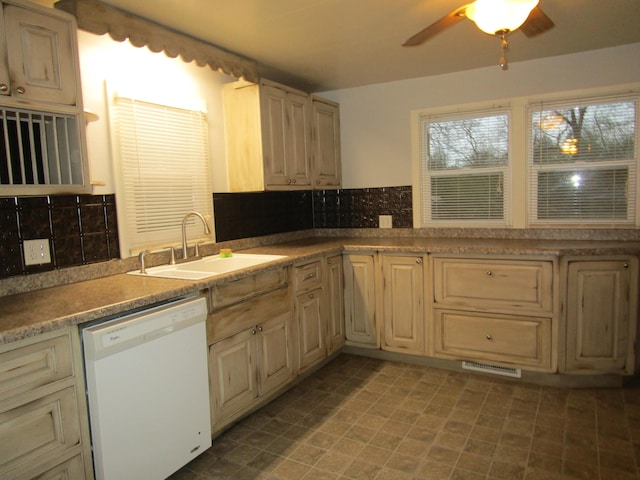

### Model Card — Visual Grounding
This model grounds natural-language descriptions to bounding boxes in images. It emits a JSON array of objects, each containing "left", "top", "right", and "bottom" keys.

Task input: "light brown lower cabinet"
[
  {"left": 381, "top": 254, "right": 425, "bottom": 354},
  {"left": 325, "top": 254, "right": 345, "bottom": 354},
  {"left": 563, "top": 258, "right": 638, "bottom": 374},
  {"left": 0, "top": 327, "right": 94, "bottom": 480},
  {"left": 343, "top": 253, "right": 378, "bottom": 347},
  {"left": 209, "top": 311, "right": 295, "bottom": 430}
]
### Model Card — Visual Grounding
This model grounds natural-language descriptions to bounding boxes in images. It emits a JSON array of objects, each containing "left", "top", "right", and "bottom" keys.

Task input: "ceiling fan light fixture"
[{"left": 466, "top": 0, "right": 539, "bottom": 35}]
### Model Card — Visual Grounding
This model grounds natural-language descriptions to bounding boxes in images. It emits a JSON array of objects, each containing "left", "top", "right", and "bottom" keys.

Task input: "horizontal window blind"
[
  {"left": 112, "top": 95, "right": 213, "bottom": 255},
  {"left": 528, "top": 98, "right": 637, "bottom": 225},
  {"left": 420, "top": 110, "right": 510, "bottom": 225}
]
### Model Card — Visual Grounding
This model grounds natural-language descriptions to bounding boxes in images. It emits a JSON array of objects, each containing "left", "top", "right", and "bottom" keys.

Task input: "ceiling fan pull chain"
[{"left": 499, "top": 33, "right": 509, "bottom": 70}]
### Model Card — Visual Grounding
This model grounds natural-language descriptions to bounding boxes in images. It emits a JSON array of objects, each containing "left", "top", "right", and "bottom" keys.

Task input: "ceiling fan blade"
[
  {"left": 519, "top": 6, "right": 554, "bottom": 37},
  {"left": 402, "top": 4, "right": 469, "bottom": 46}
]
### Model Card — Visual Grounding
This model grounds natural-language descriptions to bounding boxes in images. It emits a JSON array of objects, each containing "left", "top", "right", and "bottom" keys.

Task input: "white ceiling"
[{"left": 81, "top": 0, "right": 640, "bottom": 92}]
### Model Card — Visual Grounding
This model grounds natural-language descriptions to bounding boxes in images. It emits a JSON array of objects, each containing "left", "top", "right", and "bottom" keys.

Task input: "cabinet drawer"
[
  {"left": 207, "top": 286, "right": 291, "bottom": 344},
  {"left": 209, "top": 267, "right": 288, "bottom": 310},
  {"left": 433, "top": 257, "right": 553, "bottom": 313},
  {"left": 433, "top": 309, "right": 552, "bottom": 370},
  {"left": 0, "top": 332, "right": 73, "bottom": 403},
  {"left": 0, "top": 386, "right": 82, "bottom": 478},
  {"left": 294, "top": 260, "right": 322, "bottom": 292}
]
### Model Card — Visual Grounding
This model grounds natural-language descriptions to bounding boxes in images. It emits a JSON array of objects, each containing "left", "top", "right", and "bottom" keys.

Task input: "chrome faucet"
[{"left": 181, "top": 211, "right": 211, "bottom": 261}]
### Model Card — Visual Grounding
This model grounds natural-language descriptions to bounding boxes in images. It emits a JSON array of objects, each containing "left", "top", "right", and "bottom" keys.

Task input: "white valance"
[{"left": 54, "top": 0, "right": 259, "bottom": 83}]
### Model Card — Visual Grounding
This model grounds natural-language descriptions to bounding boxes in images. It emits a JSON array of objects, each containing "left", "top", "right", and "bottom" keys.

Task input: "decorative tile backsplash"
[
  {"left": 0, "top": 195, "right": 120, "bottom": 278},
  {"left": 312, "top": 186, "right": 413, "bottom": 229},
  {"left": 0, "top": 187, "right": 412, "bottom": 279}
]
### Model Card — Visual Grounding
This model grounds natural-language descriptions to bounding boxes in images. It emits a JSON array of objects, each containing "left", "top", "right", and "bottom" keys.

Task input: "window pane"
[
  {"left": 537, "top": 168, "right": 628, "bottom": 219},
  {"left": 532, "top": 101, "right": 635, "bottom": 165},
  {"left": 428, "top": 114, "right": 508, "bottom": 171},
  {"left": 431, "top": 173, "right": 504, "bottom": 220},
  {"left": 529, "top": 98, "right": 637, "bottom": 225}
]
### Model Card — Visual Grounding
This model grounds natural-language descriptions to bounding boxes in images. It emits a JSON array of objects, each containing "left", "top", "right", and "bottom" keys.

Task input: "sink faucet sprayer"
[{"left": 181, "top": 211, "right": 211, "bottom": 261}]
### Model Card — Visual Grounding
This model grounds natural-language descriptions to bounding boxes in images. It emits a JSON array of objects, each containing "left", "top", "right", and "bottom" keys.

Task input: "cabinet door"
[
  {"left": 343, "top": 254, "right": 378, "bottom": 347},
  {"left": 209, "top": 329, "right": 257, "bottom": 425},
  {"left": 297, "top": 288, "right": 326, "bottom": 372},
  {"left": 4, "top": 5, "right": 76, "bottom": 105},
  {"left": 326, "top": 254, "right": 345, "bottom": 354},
  {"left": 565, "top": 260, "right": 636, "bottom": 373},
  {"left": 312, "top": 98, "right": 341, "bottom": 188},
  {"left": 286, "top": 91, "right": 312, "bottom": 187},
  {"left": 382, "top": 255, "right": 425, "bottom": 354},
  {"left": 257, "top": 312, "right": 296, "bottom": 396},
  {"left": 261, "top": 85, "right": 289, "bottom": 187}
]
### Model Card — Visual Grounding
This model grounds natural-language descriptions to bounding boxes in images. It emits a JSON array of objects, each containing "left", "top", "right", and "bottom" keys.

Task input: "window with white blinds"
[
  {"left": 528, "top": 97, "right": 637, "bottom": 226},
  {"left": 111, "top": 95, "right": 213, "bottom": 256},
  {"left": 418, "top": 109, "right": 510, "bottom": 225}
]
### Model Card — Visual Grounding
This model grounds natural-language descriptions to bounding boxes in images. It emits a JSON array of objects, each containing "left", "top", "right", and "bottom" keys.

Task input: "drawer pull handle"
[
  {"left": 486, "top": 334, "right": 493, "bottom": 340},
  {"left": 486, "top": 271, "right": 493, "bottom": 276}
]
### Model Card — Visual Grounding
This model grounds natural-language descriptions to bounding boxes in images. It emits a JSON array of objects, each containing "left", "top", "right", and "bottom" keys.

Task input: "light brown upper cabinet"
[
  {"left": 311, "top": 96, "right": 341, "bottom": 188},
  {"left": 223, "top": 78, "right": 340, "bottom": 191},
  {"left": 0, "top": 0, "right": 89, "bottom": 195},
  {"left": 2, "top": 2, "right": 77, "bottom": 105}
]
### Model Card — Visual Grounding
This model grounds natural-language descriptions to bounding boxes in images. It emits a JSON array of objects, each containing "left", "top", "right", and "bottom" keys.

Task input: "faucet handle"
[
  {"left": 138, "top": 250, "right": 149, "bottom": 274},
  {"left": 167, "top": 247, "right": 176, "bottom": 265},
  {"left": 194, "top": 242, "right": 200, "bottom": 258}
]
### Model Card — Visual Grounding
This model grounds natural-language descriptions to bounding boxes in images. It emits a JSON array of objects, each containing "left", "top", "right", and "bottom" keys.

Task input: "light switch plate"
[
  {"left": 24, "top": 239, "right": 52, "bottom": 266},
  {"left": 379, "top": 215, "right": 392, "bottom": 228}
]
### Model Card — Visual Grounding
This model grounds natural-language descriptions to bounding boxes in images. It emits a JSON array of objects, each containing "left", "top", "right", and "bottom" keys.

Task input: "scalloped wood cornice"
[{"left": 54, "top": 0, "right": 259, "bottom": 83}]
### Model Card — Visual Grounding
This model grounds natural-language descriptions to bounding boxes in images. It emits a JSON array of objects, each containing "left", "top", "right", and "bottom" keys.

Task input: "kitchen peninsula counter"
[{"left": 1, "top": 235, "right": 639, "bottom": 345}]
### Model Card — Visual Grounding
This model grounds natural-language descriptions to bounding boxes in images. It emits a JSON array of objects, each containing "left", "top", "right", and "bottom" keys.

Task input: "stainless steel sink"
[{"left": 128, "top": 253, "right": 287, "bottom": 280}]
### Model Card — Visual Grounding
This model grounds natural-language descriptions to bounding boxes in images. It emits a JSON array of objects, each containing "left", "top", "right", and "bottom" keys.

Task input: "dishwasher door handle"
[{"left": 144, "top": 326, "right": 175, "bottom": 342}]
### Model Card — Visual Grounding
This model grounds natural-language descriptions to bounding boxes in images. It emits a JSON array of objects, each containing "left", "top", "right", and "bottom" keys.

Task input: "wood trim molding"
[{"left": 54, "top": 0, "right": 260, "bottom": 83}]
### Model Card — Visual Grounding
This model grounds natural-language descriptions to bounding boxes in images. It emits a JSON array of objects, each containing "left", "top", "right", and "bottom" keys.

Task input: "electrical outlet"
[
  {"left": 24, "top": 239, "right": 52, "bottom": 266},
  {"left": 379, "top": 215, "right": 392, "bottom": 228}
]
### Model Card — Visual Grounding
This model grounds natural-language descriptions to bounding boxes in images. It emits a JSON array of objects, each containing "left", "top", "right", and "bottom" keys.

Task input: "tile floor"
[{"left": 169, "top": 354, "right": 640, "bottom": 480}]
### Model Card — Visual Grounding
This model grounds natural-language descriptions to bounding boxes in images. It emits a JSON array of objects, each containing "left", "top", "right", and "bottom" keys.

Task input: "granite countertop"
[{"left": 2, "top": 236, "right": 639, "bottom": 345}]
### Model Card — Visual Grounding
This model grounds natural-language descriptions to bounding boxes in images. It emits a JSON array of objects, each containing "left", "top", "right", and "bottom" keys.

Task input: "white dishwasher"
[{"left": 82, "top": 295, "right": 212, "bottom": 480}]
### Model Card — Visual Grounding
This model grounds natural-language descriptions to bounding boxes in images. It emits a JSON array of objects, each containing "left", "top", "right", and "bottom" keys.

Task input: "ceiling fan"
[{"left": 403, "top": 0, "right": 554, "bottom": 70}]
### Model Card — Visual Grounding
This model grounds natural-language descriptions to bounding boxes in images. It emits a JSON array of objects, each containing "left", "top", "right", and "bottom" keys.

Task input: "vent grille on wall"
[{"left": 462, "top": 361, "right": 522, "bottom": 378}]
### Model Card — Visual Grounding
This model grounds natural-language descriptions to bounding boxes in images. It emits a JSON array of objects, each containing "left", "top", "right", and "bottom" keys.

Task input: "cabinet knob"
[
  {"left": 624, "top": 263, "right": 630, "bottom": 268},
  {"left": 16, "top": 86, "right": 25, "bottom": 95},
  {"left": 327, "top": 259, "right": 332, "bottom": 264},
  {"left": 416, "top": 258, "right": 422, "bottom": 264},
  {"left": 486, "top": 334, "right": 493, "bottom": 340},
  {"left": 316, "top": 179, "right": 321, "bottom": 185},
  {"left": 305, "top": 273, "right": 314, "bottom": 279},
  {"left": 0, "top": 84, "right": 8, "bottom": 92},
  {"left": 257, "top": 326, "right": 263, "bottom": 332},
  {"left": 309, "top": 293, "right": 314, "bottom": 299},
  {"left": 251, "top": 329, "right": 257, "bottom": 335},
  {"left": 486, "top": 271, "right": 493, "bottom": 276}
]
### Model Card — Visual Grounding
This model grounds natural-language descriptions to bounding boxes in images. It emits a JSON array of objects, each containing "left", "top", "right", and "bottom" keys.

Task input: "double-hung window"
[
  {"left": 415, "top": 107, "right": 511, "bottom": 226},
  {"left": 528, "top": 97, "right": 637, "bottom": 226}
]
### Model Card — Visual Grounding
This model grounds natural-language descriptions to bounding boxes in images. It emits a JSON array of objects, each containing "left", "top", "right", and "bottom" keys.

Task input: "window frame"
[
  {"left": 411, "top": 85, "right": 640, "bottom": 230},
  {"left": 412, "top": 103, "right": 513, "bottom": 228},
  {"left": 108, "top": 85, "right": 215, "bottom": 257},
  {"left": 526, "top": 96, "right": 638, "bottom": 228}
]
